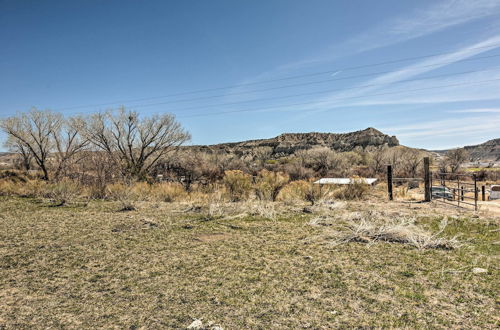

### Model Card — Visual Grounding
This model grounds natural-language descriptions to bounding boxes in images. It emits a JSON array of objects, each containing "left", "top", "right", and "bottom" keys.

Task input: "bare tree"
[
  {"left": 81, "top": 107, "right": 191, "bottom": 180},
  {"left": 369, "top": 146, "right": 388, "bottom": 175},
  {"left": 52, "top": 116, "right": 90, "bottom": 180},
  {"left": 0, "top": 109, "right": 62, "bottom": 180},
  {"left": 297, "top": 147, "right": 348, "bottom": 177},
  {"left": 4, "top": 135, "right": 33, "bottom": 171},
  {"left": 400, "top": 149, "right": 424, "bottom": 178},
  {"left": 387, "top": 147, "right": 403, "bottom": 175},
  {"left": 445, "top": 148, "right": 469, "bottom": 173}
]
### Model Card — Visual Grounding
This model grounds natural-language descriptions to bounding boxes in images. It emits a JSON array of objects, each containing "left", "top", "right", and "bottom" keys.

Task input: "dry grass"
[
  {"left": 333, "top": 216, "right": 460, "bottom": 249},
  {"left": 0, "top": 196, "right": 498, "bottom": 328}
]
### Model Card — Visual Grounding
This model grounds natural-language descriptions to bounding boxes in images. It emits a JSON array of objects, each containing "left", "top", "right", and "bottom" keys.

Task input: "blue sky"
[{"left": 1, "top": 0, "right": 500, "bottom": 150}]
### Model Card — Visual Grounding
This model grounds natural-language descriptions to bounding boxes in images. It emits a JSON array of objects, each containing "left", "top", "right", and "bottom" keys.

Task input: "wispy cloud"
[
  {"left": 379, "top": 115, "right": 500, "bottom": 148},
  {"left": 382, "top": 115, "right": 500, "bottom": 134},
  {"left": 299, "top": 35, "right": 500, "bottom": 113},
  {"left": 224, "top": 1, "right": 500, "bottom": 103},
  {"left": 339, "top": 0, "right": 500, "bottom": 55},
  {"left": 448, "top": 108, "right": 500, "bottom": 113},
  {"left": 272, "top": 0, "right": 500, "bottom": 73}
]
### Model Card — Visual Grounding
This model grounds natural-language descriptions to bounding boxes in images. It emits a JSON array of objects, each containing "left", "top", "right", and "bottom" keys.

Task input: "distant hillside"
[
  {"left": 0, "top": 152, "right": 15, "bottom": 168},
  {"left": 435, "top": 138, "right": 500, "bottom": 161},
  {"left": 188, "top": 127, "right": 399, "bottom": 157},
  {"left": 464, "top": 138, "right": 500, "bottom": 161}
]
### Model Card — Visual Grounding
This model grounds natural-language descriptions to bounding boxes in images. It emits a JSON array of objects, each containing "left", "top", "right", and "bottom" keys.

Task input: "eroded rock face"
[
  {"left": 187, "top": 127, "right": 399, "bottom": 157},
  {"left": 464, "top": 138, "right": 500, "bottom": 161}
]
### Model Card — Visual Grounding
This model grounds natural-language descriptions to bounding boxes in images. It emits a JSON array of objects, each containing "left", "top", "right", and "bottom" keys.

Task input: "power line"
[
  {"left": 49, "top": 44, "right": 500, "bottom": 111},
  {"left": 20, "top": 65, "right": 498, "bottom": 117},
  {"left": 129, "top": 65, "right": 500, "bottom": 111},
  {"left": 175, "top": 77, "right": 500, "bottom": 118},
  {"left": 95, "top": 54, "right": 500, "bottom": 109}
]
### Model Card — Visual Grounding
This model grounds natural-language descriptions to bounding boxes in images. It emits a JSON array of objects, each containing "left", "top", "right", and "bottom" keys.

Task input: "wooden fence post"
[
  {"left": 387, "top": 165, "right": 393, "bottom": 201},
  {"left": 424, "top": 157, "right": 431, "bottom": 202},
  {"left": 482, "top": 185, "right": 486, "bottom": 201}
]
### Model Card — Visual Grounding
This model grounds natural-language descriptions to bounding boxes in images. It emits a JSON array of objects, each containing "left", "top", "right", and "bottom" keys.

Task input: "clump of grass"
[
  {"left": 335, "top": 216, "right": 460, "bottom": 250},
  {"left": 151, "top": 182, "right": 187, "bottom": 202},
  {"left": 246, "top": 200, "right": 278, "bottom": 220},
  {"left": 206, "top": 192, "right": 225, "bottom": 219},
  {"left": 130, "top": 181, "right": 152, "bottom": 200}
]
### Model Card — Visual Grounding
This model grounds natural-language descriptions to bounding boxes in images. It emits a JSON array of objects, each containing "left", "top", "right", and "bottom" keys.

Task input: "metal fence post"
[
  {"left": 442, "top": 173, "right": 446, "bottom": 203},
  {"left": 482, "top": 185, "right": 486, "bottom": 201},
  {"left": 387, "top": 165, "right": 393, "bottom": 201},
  {"left": 424, "top": 157, "right": 431, "bottom": 202}
]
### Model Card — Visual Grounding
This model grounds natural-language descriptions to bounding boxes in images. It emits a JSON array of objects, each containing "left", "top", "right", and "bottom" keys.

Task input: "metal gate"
[
  {"left": 386, "top": 157, "right": 479, "bottom": 210},
  {"left": 431, "top": 172, "right": 478, "bottom": 210}
]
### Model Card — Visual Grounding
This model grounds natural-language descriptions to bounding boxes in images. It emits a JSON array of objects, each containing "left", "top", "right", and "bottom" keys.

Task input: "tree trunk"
[{"left": 41, "top": 166, "right": 49, "bottom": 181}]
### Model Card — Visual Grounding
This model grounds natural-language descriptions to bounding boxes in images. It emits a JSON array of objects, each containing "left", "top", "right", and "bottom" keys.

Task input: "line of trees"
[
  {"left": 1, "top": 107, "right": 472, "bottom": 188},
  {"left": 0, "top": 107, "right": 190, "bottom": 181}
]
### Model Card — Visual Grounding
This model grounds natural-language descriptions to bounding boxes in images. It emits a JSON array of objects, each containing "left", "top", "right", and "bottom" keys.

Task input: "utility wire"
[
  {"left": 49, "top": 44, "right": 500, "bottom": 111},
  {"left": 129, "top": 65, "right": 500, "bottom": 111},
  {"left": 175, "top": 77, "right": 500, "bottom": 118},
  {"left": 17, "top": 65, "right": 498, "bottom": 117}
]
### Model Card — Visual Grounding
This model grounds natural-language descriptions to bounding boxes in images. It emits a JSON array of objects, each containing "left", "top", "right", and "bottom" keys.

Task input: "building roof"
[{"left": 313, "top": 178, "right": 378, "bottom": 185}]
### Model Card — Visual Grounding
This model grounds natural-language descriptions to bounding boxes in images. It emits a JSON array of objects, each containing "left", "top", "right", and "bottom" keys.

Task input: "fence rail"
[{"left": 386, "top": 157, "right": 483, "bottom": 210}]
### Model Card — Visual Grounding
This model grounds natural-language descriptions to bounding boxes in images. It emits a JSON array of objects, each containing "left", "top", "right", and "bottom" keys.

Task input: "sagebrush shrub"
[
  {"left": 277, "top": 180, "right": 310, "bottom": 201},
  {"left": 334, "top": 180, "right": 369, "bottom": 200},
  {"left": 223, "top": 170, "right": 253, "bottom": 202},
  {"left": 255, "top": 169, "right": 289, "bottom": 201}
]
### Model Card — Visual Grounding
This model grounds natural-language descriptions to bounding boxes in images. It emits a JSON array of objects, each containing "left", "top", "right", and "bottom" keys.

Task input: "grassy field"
[{"left": 0, "top": 196, "right": 498, "bottom": 329}]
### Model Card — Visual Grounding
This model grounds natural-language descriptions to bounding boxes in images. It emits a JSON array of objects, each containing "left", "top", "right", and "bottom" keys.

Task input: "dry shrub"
[
  {"left": 0, "top": 180, "right": 19, "bottom": 196},
  {"left": 255, "top": 169, "right": 289, "bottom": 201},
  {"left": 106, "top": 182, "right": 135, "bottom": 210},
  {"left": 335, "top": 216, "right": 459, "bottom": 250},
  {"left": 82, "top": 183, "right": 107, "bottom": 200},
  {"left": 0, "top": 170, "right": 29, "bottom": 182},
  {"left": 0, "top": 170, "right": 29, "bottom": 196},
  {"left": 25, "top": 180, "right": 49, "bottom": 198},
  {"left": 151, "top": 182, "right": 187, "bottom": 202},
  {"left": 46, "top": 178, "right": 81, "bottom": 205},
  {"left": 203, "top": 192, "right": 226, "bottom": 220},
  {"left": 278, "top": 180, "right": 310, "bottom": 201},
  {"left": 395, "top": 185, "right": 409, "bottom": 199},
  {"left": 223, "top": 170, "right": 252, "bottom": 202},
  {"left": 0, "top": 178, "right": 48, "bottom": 198},
  {"left": 334, "top": 180, "right": 369, "bottom": 200},
  {"left": 245, "top": 200, "right": 278, "bottom": 220}
]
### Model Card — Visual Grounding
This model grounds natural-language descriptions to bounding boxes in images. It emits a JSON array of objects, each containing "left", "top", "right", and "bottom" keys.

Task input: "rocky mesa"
[{"left": 188, "top": 127, "right": 399, "bottom": 157}]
